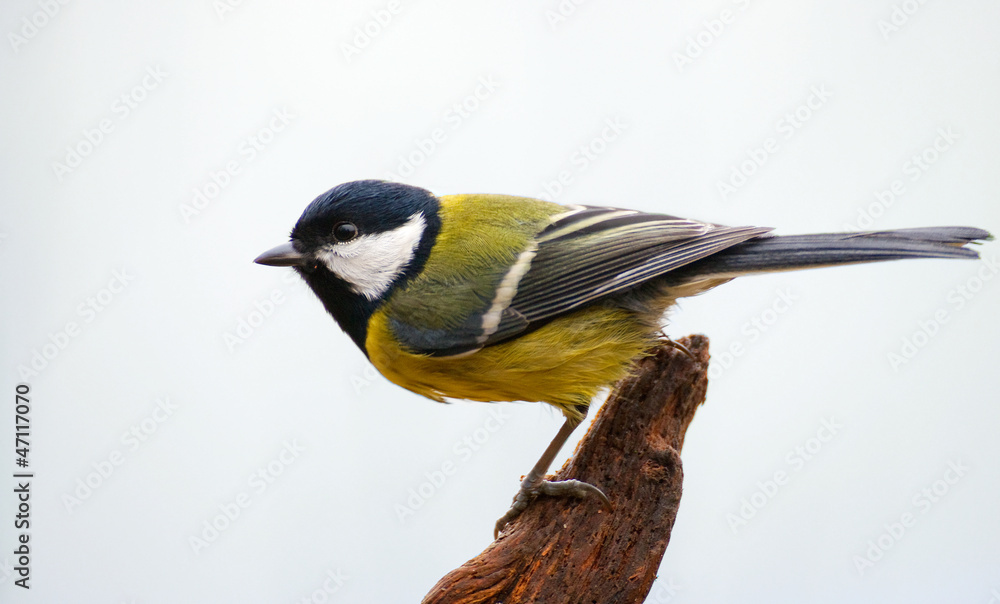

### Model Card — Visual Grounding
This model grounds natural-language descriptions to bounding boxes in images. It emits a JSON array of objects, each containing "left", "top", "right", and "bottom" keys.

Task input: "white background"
[{"left": 1, "top": 1, "right": 998, "bottom": 602}]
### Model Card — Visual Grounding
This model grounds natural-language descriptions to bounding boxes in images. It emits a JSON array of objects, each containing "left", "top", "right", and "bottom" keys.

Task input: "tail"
[{"left": 673, "top": 227, "right": 992, "bottom": 279}]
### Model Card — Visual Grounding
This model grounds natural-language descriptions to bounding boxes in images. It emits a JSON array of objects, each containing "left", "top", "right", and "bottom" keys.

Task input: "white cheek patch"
[{"left": 315, "top": 212, "right": 426, "bottom": 300}]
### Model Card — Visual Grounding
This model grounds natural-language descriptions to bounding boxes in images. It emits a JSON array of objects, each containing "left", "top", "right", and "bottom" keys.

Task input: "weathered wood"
[{"left": 423, "top": 335, "right": 710, "bottom": 604}]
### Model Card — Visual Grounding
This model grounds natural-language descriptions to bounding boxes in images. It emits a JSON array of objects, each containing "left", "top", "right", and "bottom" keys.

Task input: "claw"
[
  {"left": 540, "top": 479, "right": 613, "bottom": 510},
  {"left": 494, "top": 507, "right": 521, "bottom": 539},
  {"left": 493, "top": 477, "right": 611, "bottom": 538},
  {"left": 659, "top": 331, "right": 698, "bottom": 363}
]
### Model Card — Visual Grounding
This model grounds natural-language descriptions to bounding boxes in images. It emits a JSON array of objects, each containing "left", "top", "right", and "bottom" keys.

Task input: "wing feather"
[
  {"left": 504, "top": 210, "right": 768, "bottom": 323},
  {"left": 392, "top": 205, "right": 768, "bottom": 355}
]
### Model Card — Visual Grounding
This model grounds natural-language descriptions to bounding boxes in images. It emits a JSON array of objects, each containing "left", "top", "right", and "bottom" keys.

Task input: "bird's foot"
[{"left": 493, "top": 476, "right": 611, "bottom": 538}]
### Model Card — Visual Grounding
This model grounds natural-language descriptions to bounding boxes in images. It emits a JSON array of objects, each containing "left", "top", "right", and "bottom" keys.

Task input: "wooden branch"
[{"left": 423, "top": 335, "right": 710, "bottom": 604}]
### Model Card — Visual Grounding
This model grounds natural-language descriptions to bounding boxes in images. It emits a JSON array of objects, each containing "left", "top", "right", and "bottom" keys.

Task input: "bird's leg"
[{"left": 493, "top": 415, "right": 612, "bottom": 538}]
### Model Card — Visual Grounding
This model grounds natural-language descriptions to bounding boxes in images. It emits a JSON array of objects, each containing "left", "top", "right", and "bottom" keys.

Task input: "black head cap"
[{"left": 292, "top": 180, "right": 440, "bottom": 252}]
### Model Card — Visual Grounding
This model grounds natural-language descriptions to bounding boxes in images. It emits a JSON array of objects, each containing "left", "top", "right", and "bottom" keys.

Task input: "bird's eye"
[{"left": 333, "top": 222, "right": 358, "bottom": 242}]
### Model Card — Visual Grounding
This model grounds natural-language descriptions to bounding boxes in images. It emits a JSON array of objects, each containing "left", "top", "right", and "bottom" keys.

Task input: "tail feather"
[{"left": 671, "top": 227, "right": 992, "bottom": 279}]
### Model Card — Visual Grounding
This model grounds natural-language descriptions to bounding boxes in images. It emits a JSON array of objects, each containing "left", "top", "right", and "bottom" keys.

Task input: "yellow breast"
[{"left": 365, "top": 303, "right": 658, "bottom": 421}]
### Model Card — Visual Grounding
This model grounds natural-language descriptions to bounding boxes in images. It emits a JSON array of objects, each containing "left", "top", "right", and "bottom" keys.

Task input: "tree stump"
[{"left": 423, "top": 335, "right": 710, "bottom": 604}]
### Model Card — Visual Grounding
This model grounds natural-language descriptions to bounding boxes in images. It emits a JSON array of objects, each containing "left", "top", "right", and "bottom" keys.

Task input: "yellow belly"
[{"left": 365, "top": 303, "right": 659, "bottom": 421}]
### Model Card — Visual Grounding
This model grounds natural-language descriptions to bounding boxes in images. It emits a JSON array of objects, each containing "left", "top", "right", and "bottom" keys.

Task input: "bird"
[{"left": 254, "top": 179, "right": 990, "bottom": 537}]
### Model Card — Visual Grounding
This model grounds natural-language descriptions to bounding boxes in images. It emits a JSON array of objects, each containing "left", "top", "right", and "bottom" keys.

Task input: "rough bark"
[{"left": 423, "top": 335, "right": 710, "bottom": 604}]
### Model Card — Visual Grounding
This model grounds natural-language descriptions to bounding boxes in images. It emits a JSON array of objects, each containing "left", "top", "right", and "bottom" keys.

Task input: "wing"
[
  {"left": 486, "top": 206, "right": 770, "bottom": 343},
  {"left": 389, "top": 204, "right": 770, "bottom": 356}
]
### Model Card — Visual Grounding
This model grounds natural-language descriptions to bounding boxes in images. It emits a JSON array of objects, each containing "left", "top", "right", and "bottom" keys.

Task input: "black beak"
[{"left": 254, "top": 242, "right": 307, "bottom": 267}]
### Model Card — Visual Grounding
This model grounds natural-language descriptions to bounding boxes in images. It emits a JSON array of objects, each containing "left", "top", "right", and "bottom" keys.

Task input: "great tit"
[{"left": 255, "top": 179, "right": 990, "bottom": 537}]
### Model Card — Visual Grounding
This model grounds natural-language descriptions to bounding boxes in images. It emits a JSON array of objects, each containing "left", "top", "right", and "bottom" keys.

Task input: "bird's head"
[{"left": 254, "top": 180, "right": 441, "bottom": 350}]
